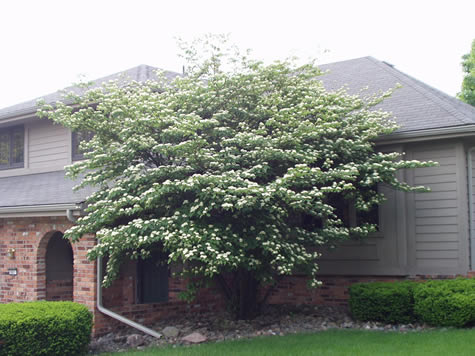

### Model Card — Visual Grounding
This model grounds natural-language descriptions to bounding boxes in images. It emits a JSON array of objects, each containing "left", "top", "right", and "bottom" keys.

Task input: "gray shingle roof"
[
  {"left": 318, "top": 56, "right": 475, "bottom": 133},
  {"left": 0, "top": 170, "right": 94, "bottom": 208},
  {"left": 0, "top": 65, "right": 180, "bottom": 120},
  {"left": 1, "top": 59, "right": 474, "bottom": 133},
  {"left": 1, "top": 58, "right": 474, "bottom": 211}
]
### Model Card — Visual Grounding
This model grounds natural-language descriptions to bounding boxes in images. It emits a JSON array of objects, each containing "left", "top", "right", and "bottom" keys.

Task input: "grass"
[{"left": 100, "top": 328, "right": 475, "bottom": 356}]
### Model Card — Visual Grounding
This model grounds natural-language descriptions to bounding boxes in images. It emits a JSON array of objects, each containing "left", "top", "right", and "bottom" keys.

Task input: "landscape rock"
[
  {"left": 182, "top": 332, "right": 207, "bottom": 343},
  {"left": 126, "top": 334, "right": 146, "bottom": 348},
  {"left": 162, "top": 326, "right": 180, "bottom": 338},
  {"left": 88, "top": 305, "right": 433, "bottom": 354}
]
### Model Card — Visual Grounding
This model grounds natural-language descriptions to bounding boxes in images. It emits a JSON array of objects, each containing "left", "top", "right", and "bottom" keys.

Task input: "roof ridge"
[
  {"left": 367, "top": 57, "right": 475, "bottom": 126},
  {"left": 319, "top": 56, "right": 375, "bottom": 67}
]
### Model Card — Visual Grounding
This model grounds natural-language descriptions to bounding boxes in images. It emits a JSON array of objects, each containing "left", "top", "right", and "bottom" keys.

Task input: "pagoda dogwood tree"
[{"left": 38, "top": 45, "right": 433, "bottom": 319}]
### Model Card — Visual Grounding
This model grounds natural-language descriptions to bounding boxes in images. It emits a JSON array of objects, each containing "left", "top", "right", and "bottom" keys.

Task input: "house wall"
[
  {"left": 96, "top": 269, "right": 474, "bottom": 336},
  {"left": 0, "top": 118, "right": 72, "bottom": 178},
  {"left": 0, "top": 216, "right": 97, "bottom": 326},
  {"left": 0, "top": 199, "right": 472, "bottom": 336},
  {"left": 94, "top": 139, "right": 472, "bottom": 335},
  {"left": 1, "top": 137, "right": 474, "bottom": 336},
  {"left": 405, "top": 141, "right": 469, "bottom": 275},
  {"left": 27, "top": 120, "right": 71, "bottom": 171},
  {"left": 0, "top": 215, "right": 224, "bottom": 336},
  {"left": 94, "top": 261, "right": 226, "bottom": 336},
  {"left": 318, "top": 140, "right": 471, "bottom": 277}
]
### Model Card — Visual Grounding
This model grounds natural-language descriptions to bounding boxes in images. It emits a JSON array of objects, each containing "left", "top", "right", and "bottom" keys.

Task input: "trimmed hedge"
[
  {"left": 349, "top": 281, "right": 415, "bottom": 324},
  {"left": 349, "top": 278, "right": 475, "bottom": 328},
  {"left": 0, "top": 301, "right": 92, "bottom": 356},
  {"left": 414, "top": 278, "right": 475, "bottom": 327}
]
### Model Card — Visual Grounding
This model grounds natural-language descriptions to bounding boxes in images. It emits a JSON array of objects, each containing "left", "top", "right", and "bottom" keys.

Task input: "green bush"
[
  {"left": 0, "top": 301, "right": 92, "bottom": 356},
  {"left": 414, "top": 278, "right": 475, "bottom": 327},
  {"left": 349, "top": 281, "right": 415, "bottom": 324}
]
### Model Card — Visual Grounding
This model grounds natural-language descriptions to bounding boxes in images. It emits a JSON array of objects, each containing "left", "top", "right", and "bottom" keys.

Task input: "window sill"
[{"left": 368, "top": 231, "right": 384, "bottom": 239}]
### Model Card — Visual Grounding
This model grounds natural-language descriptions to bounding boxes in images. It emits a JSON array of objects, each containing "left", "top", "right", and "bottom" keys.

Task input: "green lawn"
[{"left": 100, "top": 329, "right": 475, "bottom": 356}]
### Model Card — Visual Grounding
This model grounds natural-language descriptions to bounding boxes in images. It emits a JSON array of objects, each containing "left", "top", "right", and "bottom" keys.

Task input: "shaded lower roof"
[
  {"left": 318, "top": 57, "right": 475, "bottom": 133},
  {"left": 0, "top": 170, "right": 94, "bottom": 208}
]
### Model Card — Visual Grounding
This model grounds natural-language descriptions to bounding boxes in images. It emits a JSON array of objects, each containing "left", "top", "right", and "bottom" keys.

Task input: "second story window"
[
  {"left": 0, "top": 125, "right": 24, "bottom": 170},
  {"left": 72, "top": 130, "right": 94, "bottom": 161}
]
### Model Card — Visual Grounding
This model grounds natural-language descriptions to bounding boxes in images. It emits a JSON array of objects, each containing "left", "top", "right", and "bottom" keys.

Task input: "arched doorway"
[{"left": 45, "top": 231, "right": 74, "bottom": 301}]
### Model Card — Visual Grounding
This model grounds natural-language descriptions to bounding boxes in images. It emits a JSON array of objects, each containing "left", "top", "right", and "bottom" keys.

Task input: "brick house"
[{"left": 1, "top": 57, "right": 475, "bottom": 336}]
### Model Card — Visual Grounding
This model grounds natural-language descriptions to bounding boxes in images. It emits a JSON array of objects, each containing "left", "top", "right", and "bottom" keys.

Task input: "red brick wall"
[
  {"left": 0, "top": 215, "right": 223, "bottom": 337},
  {"left": 0, "top": 217, "right": 71, "bottom": 302},
  {"left": 2, "top": 216, "right": 474, "bottom": 337},
  {"left": 266, "top": 275, "right": 405, "bottom": 306},
  {"left": 266, "top": 273, "right": 475, "bottom": 306},
  {"left": 95, "top": 267, "right": 475, "bottom": 336},
  {"left": 0, "top": 216, "right": 97, "bottom": 329},
  {"left": 95, "top": 259, "right": 225, "bottom": 336}
]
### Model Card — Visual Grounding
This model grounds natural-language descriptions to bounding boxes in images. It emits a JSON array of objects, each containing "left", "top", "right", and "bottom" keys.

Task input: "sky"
[{"left": 0, "top": 0, "right": 474, "bottom": 109}]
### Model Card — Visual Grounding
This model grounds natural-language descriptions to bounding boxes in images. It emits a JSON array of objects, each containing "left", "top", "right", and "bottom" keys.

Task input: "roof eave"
[
  {"left": 376, "top": 125, "right": 475, "bottom": 145},
  {"left": 0, "top": 203, "right": 83, "bottom": 217},
  {"left": 0, "top": 111, "right": 38, "bottom": 125}
]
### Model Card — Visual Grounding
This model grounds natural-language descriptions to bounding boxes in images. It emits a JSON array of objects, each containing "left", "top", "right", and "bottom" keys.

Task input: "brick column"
[{"left": 72, "top": 234, "right": 105, "bottom": 335}]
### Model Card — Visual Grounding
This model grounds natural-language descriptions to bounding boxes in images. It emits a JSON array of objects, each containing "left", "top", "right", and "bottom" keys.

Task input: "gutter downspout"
[
  {"left": 66, "top": 210, "right": 161, "bottom": 338},
  {"left": 66, "top": 209, "right": 77, "bottom": 223},
  {"left": 96, "top": 255, "right": 162, "bottom": 339},
  {"left": 467, "top": 147, "right": 475, "bottom": 271}
]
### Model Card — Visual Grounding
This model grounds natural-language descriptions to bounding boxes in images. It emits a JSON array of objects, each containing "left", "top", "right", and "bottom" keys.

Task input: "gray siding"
[
  {"left": 406, "top": 142, "right": 469, "bottom": 275},
  {"left": 318, "top": 145, "right": 407, "bottom": 275},
  {"left": 318, "top": 181, "right": 405, "bottom": 275},
  {"left": 28, "top": 120, "right": 70, "bottom": 169},
  {"left": 319, "top": 141, "right": 470, "bottom": 276},
  {"left": 0, "top": 118, "right": 71, "bottom": 178}
]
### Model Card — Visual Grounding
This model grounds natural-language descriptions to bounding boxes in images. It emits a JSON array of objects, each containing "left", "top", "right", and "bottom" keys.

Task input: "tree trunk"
[
  {"left": 216, "top": 269, "right": 260, "bottom": 320},
  {"left": 237, "top": 268, "right": 259, "bottom": 319}
]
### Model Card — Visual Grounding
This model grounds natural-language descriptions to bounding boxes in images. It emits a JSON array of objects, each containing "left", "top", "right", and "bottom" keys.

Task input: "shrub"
[
  {"left": 0, "top": 301, "right": 92, "bottom": 356},
  {"left": 349, "top": 281, "right": 415, "bottom": 324},
  {"left": 414, "top": 278, "right": 475, "bottom": 327}
]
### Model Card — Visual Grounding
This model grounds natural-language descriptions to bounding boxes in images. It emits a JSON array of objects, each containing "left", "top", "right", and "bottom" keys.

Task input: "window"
[
  {"left": 0, "top": 125, "right": 24, "bottom": 170},
  {"left": 356, "top": 204, "right": 380, "bottom": 229},
  {"left": 328, "top": 194, "right": 352, "bottom": 227},
  {"left": 355, "top": 185, "right": 381, "bottom": 231},
  {"left": 136, "top": 249, "right": 169, "bottom": 304},
  {"left": 327, "top": 187, "right": 380, "bottom": 231},
  {"left": 72, "top": 130, "right": 94, "bottom": 161}
]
